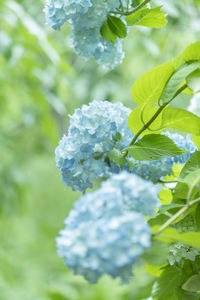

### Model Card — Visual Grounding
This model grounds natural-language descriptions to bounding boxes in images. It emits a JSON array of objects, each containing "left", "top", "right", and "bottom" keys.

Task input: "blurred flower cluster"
[
  {"left": 57, "top": 171, "right": 160, "bottom": 283},
  {"left": 44, "top": 0, "right": 124, "bottom": 68}
]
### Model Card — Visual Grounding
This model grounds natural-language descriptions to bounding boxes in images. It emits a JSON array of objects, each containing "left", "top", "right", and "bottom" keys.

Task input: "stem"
[
  {"left": 130, "top": 104, "right": 167, "bottom": 146},
  {"left": 158, "top": 179, "right": 179, "bottom": 184},
  {"left": 122, "top": 83, "right": 188, "bottom": 158},
  {"left": 110, "top": 0, "right": 151, "bottom": 16},
  {"left": 127, "top": 0, "right": 130, "bottom": 12},
  {"left": 119, "top": 0, "right": 124, "bottom": 12},
  {"left": 153, "top": 197, "right": 200, "bottom": 236}
]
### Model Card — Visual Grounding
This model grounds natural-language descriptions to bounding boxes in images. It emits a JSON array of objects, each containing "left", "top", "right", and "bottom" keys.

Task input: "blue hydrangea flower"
[
  {"left": 131, "top": 157, "right": 174, "bottom": 183},
  {"left": 57, "top": 212, "right": 151, "bottom": 283},
  {"left": 64, "top": 171, "right": 160, "bottom": 230},
  {"left": 56, "top": 171, "right": 158, "bottom": 283},
  {"left": 44, "top": 0, "right": 70, "bottom": 30},
  {"left": 44, "top": 0, "right": 93, "bottom": 30},
  {"left": 44, "top": 0, "right": 125, "bottom": 68},
  {"left": 101, "top": 171, "right": 161, "bottom": 216},
  {"left": 55, "top": 100, "right": 132, "bottom": 192}
]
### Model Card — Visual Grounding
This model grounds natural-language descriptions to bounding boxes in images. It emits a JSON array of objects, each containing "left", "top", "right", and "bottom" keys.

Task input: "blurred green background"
[{"left": 0, "top": 0, "right": 200, "bottom": 299}]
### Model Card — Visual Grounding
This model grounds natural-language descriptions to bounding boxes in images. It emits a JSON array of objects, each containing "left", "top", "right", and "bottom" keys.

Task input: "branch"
[
  {"left": 153, "top": 197, "right": 200, "bottom": 236},
  {"left": 110, "top": 0, "right": 151, "bottom": 16},
  {"left": 122, "top": 83, "right": 187, "bottom": 158}
]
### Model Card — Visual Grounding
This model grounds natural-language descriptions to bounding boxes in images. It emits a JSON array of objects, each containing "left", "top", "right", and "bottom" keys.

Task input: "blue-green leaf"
[
  {"left": 107, "top": 148, "right": 127, "bottom": 168},
  {"left": 160, "top": 62, "right": 200, "bottom": 105},
  {"left": 107, "top": 16, "right": 127, "bottom": 38},
  {"left": 100, "top": 20, "right": 117, "bottom": 44},
  {"left": 126, "top": 134, "right": 187, "bottom": 161},
  {"left": 152, "top": 266, "right": 182, "bottom": 300},
  {"left": 182, "top": 275, "right": 200, "bottom": 292},
  {"left": 186, "top": 69, "right": 200, "bottom": 93}
]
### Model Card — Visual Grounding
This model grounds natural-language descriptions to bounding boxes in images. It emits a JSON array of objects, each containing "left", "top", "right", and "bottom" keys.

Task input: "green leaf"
[
  {"left": 182, "top": 275, "right": 200, "bottom": 292},
  {"left": 159, "top": 189, "right": 173, "bottom": 205},
  {"left": 145, "top": 263, "right": 166, "bottom": 277},
  {"left": 126, "top": 6, "right": 167, "bottom": 28},
  {"left": 174, "top": 169, "right": 200, "bottom": 200},
  {"left": 174, "top": 41, "right": 200, "bottom": 69},
  {"left": 158, "top": 203, "right": 185, "bottom": 213},
  {"left": 131, "top": 61, "right": 174, "bottom": 106},
  {"left": 128, "top": 106, "right": 163, "bottom": 135},
  {"left": 107, "top": 16, "right": 127, "bottom": 38},
  {"left": 100, "top": 20, "right": 117, "bottom": 44},
  {"left": 161, "top": 108, "right": 200, "bottom": 135},
  {"left": 160, "top": 62, "right": 200, "bottom": 105},
  {"left": 148, "top": 214, "right": 169, "bottom": 227},
  {"left": 142, "top": 240, "right": 169, "bottom": 265},
  {"left": 182, "top": 41, "right": 200, "bottom": 63},
  {"left": 152, "top": 266, "right": 181, "bottom": 300},
  {"left": 131, "top": 0, "right": 140, "bottom": 8},
  {"left": 192, "top": 135, "right": 200, "bottom": 149},
  {"left": 178, "top": 151, "right": 200, "bottom": 179},
  {"left": 186, "top": 69, "right": 200, "bottom": 93},
  {"left": 153, "top": 227, "right": 200, "bottom": 249},
  {"left": 107, "top": 148, "right": 127, "bottom": 168},
  {"left": 125, "top": 134, "right": 187, "bottom": 161},
  {"left": 195, "top": 203, "right": 200, "bottom": 231}
]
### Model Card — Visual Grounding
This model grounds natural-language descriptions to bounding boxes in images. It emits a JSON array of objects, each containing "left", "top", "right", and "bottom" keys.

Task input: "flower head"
[
  {"left": 56, "top": 171, "right": 159, "bottom": 283},
  {"left": 44, "top": 0, "right": 125, "bottom": 68},
  {"left": 55, "top": 100, "right": 132, "bottom": 192},
  {"left": 57, "top": 211, "right": 151, "bottom": 283}
]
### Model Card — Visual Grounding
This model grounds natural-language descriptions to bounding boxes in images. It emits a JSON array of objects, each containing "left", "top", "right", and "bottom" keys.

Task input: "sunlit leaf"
[
  {"left": 126, "top": 6, "right": 167, "bottom": 28},
  {"left": 153, "top": 227, "right": 200, "bottom": 249},
  {"left": 131, "top": 61, "right": 174, "bottom": 106},
  {"left": 128, "top": 106, "right": 163, "bottom": 135},
  {"left": 186, "top": 69, "right": 200, "bottom": 93},
  {"left": 160, "top": 62, "right": 200, "bottom": 105},
  {"left": 162, "top": 108, "right": 200, "bottom": 135}
]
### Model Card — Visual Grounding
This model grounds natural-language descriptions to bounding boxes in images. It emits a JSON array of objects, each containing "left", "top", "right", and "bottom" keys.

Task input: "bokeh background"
[{"left": 1, "top": 0, "right": 200, "bottom": 299}]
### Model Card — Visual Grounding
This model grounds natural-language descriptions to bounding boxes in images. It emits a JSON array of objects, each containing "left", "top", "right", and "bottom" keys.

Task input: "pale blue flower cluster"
[
  {"left": 55, "top": 100, "right": 132, "bottom": 192},
  {"left": 101, "top": 172, "right": 161, "bottom": 216},
  {"left": 44, "top": 0, "right": 125, "bottom": 68},
  {"left": 57, "top": 171, "right": 155, "bottom": 283},
  {"left": 131, "top": 157, "right": 174, "bottom": 183},
  {"left": 131, "top": 131, "right": 197, "bottom": 182}
]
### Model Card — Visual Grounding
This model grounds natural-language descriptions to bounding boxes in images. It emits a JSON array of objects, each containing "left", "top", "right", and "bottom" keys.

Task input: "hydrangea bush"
[
  {"left": 54, "top": 44, "right": 200, "bottom": 299},
  {"left": 43, "top": 1, "right": 200, "bottom": 298}
]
